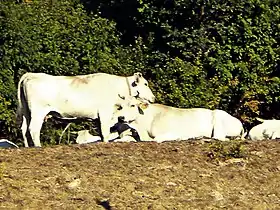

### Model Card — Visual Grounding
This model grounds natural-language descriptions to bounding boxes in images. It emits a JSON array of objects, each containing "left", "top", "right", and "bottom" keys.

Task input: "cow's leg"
[
  {"left": 29, "top": 110, "right": 49, "bottom": 147},
  {"left": 100, "top": 122, "right": 111, "bottom": 143},
  {"left": 21, "top": 115, "right": 29, "bottom": 147},
  {"left": 98, "top": 108, "right": 118, "bottom": 143},
  {"left": 98, "top": 116, "right": 111, "bottom": 143},
  {"left": 20, "top": 107, "right": 33, "bottom": 147}
]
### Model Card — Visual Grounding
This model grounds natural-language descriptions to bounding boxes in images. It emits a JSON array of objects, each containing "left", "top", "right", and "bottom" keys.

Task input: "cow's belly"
[{"left": 53, "top": 98, "right": 105, "bottom": 119}]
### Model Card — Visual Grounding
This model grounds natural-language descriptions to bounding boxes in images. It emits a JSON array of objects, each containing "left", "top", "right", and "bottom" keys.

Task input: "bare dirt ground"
[{"left": 0, "top": 140, "right": 280, "bottom": 209}]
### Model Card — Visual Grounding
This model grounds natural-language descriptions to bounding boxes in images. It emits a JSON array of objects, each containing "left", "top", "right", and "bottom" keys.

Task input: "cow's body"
[
  {"left": 127, "top": 103, "right": 245, "bottom": 142},
  {"left": 248, "top": 118, "right": 280, "bottom": 140},
  {"left": 130, "top": 104, "right": 214, "bottom": 142},
  {"left": 17, "top": 72, "right": 155, "bottom": 147}
]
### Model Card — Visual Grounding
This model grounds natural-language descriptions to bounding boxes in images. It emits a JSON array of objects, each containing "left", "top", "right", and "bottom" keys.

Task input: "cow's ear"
[
  {"left": 137, "top": 102, "right": 148, "bottom": 115},
  {"left": 139, "top": 102, "right": 149, "bottom": 110},
  {"left": 134, "top": 72, "right": 142, "bottom": 83},
  {"left": 138, "top": 107, "right": 144, "bottom": 115}
]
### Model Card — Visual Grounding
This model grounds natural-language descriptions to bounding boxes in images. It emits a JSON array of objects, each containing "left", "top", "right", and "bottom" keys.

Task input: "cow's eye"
[
  {"left": 131, "top": 105, "right": 135, "bottom": 107},
  {"left": 145, "top": 83, "right": 148, "bottom": 86},
  {"left": 117, "top": 106, "right": 123, "bottom": 110}
]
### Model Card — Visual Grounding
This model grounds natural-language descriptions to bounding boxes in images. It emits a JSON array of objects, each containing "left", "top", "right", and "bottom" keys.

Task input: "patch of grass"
[{"left": 206, "top": 140, "right": 248, "bottom": 161}]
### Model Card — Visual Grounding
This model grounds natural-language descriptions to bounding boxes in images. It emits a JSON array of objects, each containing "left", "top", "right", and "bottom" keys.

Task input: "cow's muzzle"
[{"left": 118, "top": 116, "right": 135, "bottom": 124}]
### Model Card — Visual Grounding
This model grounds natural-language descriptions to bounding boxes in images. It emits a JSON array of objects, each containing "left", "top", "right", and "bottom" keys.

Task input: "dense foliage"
[{"left": 0, "top": 0, "right": 279, "bottom": 145}]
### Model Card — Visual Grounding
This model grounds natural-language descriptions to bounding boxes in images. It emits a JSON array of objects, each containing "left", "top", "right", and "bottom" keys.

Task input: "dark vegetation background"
[{"left": 0, "top": 0, "right": 279, "bottom": 146}]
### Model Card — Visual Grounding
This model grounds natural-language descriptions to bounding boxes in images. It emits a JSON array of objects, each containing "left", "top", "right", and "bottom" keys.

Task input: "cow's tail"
[
  {"left": 16, "top": 73, "right": 30, "bottom": 126},
  {"left": 210, "top": 110, "right": 217, "bottom": 138}
]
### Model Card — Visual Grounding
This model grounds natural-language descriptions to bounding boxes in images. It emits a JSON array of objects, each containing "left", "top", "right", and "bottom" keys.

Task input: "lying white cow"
[
  {"left": 124, "top": 101, "right": 245, "bottom": 142},
  {"left": 125, "top": 103, "right": 212, "bottom": 142},
  {"left": 16, "top": 72, "right": 155, "bottom": 147},
  {"left": 248, "top": 118, "right": 280, "bottom": 140}
]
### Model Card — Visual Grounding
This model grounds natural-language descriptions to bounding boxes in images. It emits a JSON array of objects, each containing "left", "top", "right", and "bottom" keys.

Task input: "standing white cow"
[
  {"left": 16, "top": 72, "right": 155, "bottom": 147},
  {"left": 248, "top": 118, "right": 280, "bottom": 140},
  {"left": 122, "top": 101, "right": 245, "bottom": 142}
]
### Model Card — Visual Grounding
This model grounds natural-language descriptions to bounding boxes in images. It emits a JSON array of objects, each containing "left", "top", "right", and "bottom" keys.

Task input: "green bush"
[
  {"left": 82, "top": 0, "right": 280, "bottom": 118},
  {"left": 207, "top": 140, "right": 248, "bottom": 161}
]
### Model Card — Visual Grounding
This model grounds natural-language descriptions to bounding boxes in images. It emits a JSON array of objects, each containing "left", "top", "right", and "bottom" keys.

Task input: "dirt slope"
[{"left": 0, "top": 140, "right": 279, "bottom": 209}]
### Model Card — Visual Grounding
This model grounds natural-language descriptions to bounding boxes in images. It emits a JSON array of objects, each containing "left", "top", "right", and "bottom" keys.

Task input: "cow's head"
[
  {"left": 113, "top": 95, "right": 149, "bottom": 123},
  {"left": 129, "top": 72, "right": 155, "bottom": 103}
]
